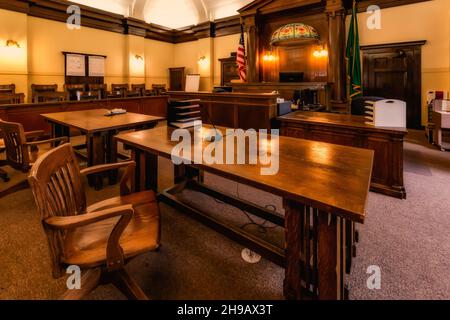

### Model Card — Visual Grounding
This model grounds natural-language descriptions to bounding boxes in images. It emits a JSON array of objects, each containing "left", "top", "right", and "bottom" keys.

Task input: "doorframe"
[{"left": 361, "top": 40, "right": 426, "bottom": 129}]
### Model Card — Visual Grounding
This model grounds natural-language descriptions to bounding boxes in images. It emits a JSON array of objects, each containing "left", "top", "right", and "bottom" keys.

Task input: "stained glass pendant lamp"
[{"left": 270, "top": 23, "right": 320, "bottom": 47}]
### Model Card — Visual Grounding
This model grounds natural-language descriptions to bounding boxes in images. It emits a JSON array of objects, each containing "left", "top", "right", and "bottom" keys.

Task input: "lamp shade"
[{"left": 271, "top": 23, "right": 320, "bottom": 47}]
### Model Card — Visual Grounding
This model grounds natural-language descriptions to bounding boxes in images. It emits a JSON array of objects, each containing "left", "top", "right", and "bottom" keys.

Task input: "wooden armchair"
[
  {"left": 88, "top": 84, "right": 107, "bottom": 100},
  {"left": 31, "top": 84, "right": 58, "bottom": 103},
  {"left": 0, "top": 119, "right": 68, "bottom": 198},
  {"left": 131, "top": 84, "right": 146, "bottom": 96},
  {"left": 28, "top": 144, "right": 161, "bottom": 300},
  {"left": 152, "top": 84, "right": 167, "bottom": 96},
  {"left": 0, "top": 93, "right": 25, "bottom": 105},
  {"left": 0, "top": 84, "right": 15, "bottom": 94},
  {"left": 0, "top": 134, "right": 8, "bottom": 182},
  {"left": 64, "top": 84, "right": 86, "bottom": 101},
  {"left": 110, "top": 84, "right": 129, "bottom": 98}
]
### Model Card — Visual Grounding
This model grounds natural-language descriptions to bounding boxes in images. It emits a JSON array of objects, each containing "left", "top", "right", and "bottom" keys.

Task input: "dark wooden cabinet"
[
  {"left": 219, "top": 54, "right": 239, "bottom": 86},
  {"left": 169, "top": 67, "right": 186, "bottom": 91}
]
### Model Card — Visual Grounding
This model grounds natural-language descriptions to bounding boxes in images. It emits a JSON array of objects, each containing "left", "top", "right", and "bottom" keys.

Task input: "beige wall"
[
  {"left": 173, "top": 38, "right": 215, "bottom": 91},
  {"left": 0, "top": 9, "right": 176, "bottom": 101},
  {"left": 0, "top": 9, "right": 28, "bottom": 97},
  {"left": 354, "top": 0, "right": 450, "bottom": 125}
]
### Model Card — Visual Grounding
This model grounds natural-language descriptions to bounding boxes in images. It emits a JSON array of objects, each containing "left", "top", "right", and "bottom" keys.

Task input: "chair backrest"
[
  {"left": 152, "top": 84, "right": 167, "bottom": 96},
  {"left": 351, "top": 96, "right": 385, "bottom": 116},
  {"left": 111, "top": 84, "right": 129, "bottom": 97},
  {"left": 28, "top": 143, "right": 87, "bottom": 277},
  {"left": 0, "top": 93, "right": 24, "bottom": 105},
  {"left": 64, "top": 84, "right": 86, "bottom": 101},
  {"left": 88, "top": 84, "right": 107, "bottom": 99},
  {"left": 0, "top": 119, "right": 30, "bottom": 171},
  {"left": 34, "top": 92, "right": 68, "bottom": 103},
  {"left": 31, "top": 84, "right": 58, "bottom": 103},
  {"left": 0, "top": 84, "right": 15, "bottom": 94},
  {"left": 131, "top": 84, "right": 145, "bottom": 96}
]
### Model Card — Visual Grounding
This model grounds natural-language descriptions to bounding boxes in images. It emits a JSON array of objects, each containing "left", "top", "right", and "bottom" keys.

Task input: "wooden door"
[{"left": 362, "top": 41, "right": 425, "bottom": 129}]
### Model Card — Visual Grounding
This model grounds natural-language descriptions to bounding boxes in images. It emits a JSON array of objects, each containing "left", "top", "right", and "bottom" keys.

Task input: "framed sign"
[
  {"left": 88, "top": 56, "right": 105, "bottom": 77},
  {"left": 66, "top": 54, "right": 86, "bottom": 76}
]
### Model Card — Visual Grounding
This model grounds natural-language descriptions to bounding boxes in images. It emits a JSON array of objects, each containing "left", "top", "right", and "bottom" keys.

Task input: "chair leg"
[
  {"left": 0, "top": 179, "right": 29, "bottom": 198},
  {"left": 0, "top": 168, "right": 9, "bottom": 182},
  {"left": 59, "top": 268, "right": 102, "bottom": 300},
  {"left": 111, "top": 269, "right": 149, "bottom": 300}
]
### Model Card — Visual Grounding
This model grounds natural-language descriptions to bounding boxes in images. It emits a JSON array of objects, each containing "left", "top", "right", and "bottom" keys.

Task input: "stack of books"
[{"left": 168, "top": 99, "right": 202, "bottom": 129}]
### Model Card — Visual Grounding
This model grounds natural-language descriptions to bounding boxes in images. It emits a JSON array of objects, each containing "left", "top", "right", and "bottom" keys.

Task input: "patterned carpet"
[{"left": 0, "top": 130, "right": 449, "bottom": 300}]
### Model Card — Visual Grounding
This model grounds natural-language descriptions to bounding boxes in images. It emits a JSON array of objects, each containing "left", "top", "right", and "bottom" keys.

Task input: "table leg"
[
  {"left": 106, "top": 130, "right": 119, "bottom": 185},
  {"left": 87, "top": 132, "right": 106, "bottom": 190},
  {"left": 283, "top": 199, "right": 350, "bottom": 300},
  {"left": 131, "top": 148, "right": 158, "bottom": 192},
  {"left": 51, "top": 122, "right": 70, "bottom": 146}
]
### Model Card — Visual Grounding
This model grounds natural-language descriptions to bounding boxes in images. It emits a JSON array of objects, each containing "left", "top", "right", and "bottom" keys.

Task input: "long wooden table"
[
  {"left": 279, "top": 111, "right": 408, "bottom": 199},
  {"left": 115, "top": 125, "right": 374, "bottom": 300},
  {"left": 42, "top": 109, "right": 164, "bottom": 189}
]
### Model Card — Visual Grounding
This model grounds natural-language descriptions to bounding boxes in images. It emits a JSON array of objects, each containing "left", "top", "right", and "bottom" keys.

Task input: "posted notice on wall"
[
  {"left": 66, "top": 54, "right": 86, "bottom": 76},
  {"left": 88, "top": 56, "right": 105, "bottom": 77}
]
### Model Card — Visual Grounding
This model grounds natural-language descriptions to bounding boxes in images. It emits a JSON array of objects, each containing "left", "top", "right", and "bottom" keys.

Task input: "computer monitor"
[{"left": 280, "top": 72, "right": 304, "bottom": 83}]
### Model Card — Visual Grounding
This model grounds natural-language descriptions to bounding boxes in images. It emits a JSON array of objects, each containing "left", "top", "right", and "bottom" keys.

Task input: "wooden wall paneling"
[{"left": 0, "top": 96, "right": 168, "bottom": 134}]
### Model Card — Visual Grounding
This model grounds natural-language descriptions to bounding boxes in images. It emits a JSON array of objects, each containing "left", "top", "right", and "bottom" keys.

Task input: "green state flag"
[{"left": 346, "top": 0, "right": 362, "bottom": 98}]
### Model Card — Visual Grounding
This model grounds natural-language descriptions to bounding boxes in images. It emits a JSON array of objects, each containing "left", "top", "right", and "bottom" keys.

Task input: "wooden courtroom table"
[
  {"left": 167, "top": 91, "right": 278, "bottom": 130},
  {"left": 42, "top": 109, "right": 164, "bottom": 189},
  {"left": 115, "top": 125, "right": 374, "bottom": 300},
  {"left": 279, "top": 111, "right": 408, "bottom": 199}
]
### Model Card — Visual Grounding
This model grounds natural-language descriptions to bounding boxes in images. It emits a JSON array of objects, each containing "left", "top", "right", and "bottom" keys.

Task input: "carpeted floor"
[{"left": 0, "top": 130, "right": 449, "bottom": 300}]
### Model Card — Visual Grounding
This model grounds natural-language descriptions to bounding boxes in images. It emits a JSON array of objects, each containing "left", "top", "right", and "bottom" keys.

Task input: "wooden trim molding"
[
  {"left": 0, "top": 0, "right": 433, "bottom": 44},
  {"left": 349, "top": 0, "right": 431, "bottom": 13},
  {"left": 360, "top": 40, "right": 427, "bottom": 50}
]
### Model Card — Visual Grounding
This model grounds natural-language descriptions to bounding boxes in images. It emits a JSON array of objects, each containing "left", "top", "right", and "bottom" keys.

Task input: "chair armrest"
[
  {"left": 25, "top": 136, "right": 69, "bottom": 147},
  {"left": 80, "top": 161, "right": 135, "bottom": 176},
  {"left": 25, "top": 130, "right": 45, "bottom": 139},
  {"left": 81, "top": 161, "right": 136, "bottom": 196},
  {"left": 44, "top": 205, "right": 134, "bottom": 271},
  {"left": 44, "top": 204, "right": 134, "bottom": 230}
]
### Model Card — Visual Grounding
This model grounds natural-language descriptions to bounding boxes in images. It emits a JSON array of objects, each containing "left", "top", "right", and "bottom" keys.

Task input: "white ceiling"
[{"left": 70, "top": 0, "right": 253, "bottom": 29}]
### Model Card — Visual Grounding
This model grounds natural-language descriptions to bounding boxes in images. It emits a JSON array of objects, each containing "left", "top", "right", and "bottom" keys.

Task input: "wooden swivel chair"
[
  {"left": 0, "top": 119, "right": 68, "bottom": 198},
  {"left": 0, "top": 84, "right": 15, "bottom": 94},
  {"left": 111, "top": 84, "right": 129, "bottom": 98},
  {"left": 28, "top": 143, "right": 160, "bottom": 300},
  {"left": 64, "top": 84, "right": 86, "bottom": 101},
  {"left": 0, "top": 135, "right": 8, "bottom": 182},
  {"left": 131, "top": 84, "right": 146, "bottom": 96},
  {"left": 31, "top": 84, "right": 58, "bottom": 103}
]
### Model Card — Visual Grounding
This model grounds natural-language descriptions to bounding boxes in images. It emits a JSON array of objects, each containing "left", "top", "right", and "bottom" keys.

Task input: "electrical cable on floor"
[{"left": 213, "top": 182, "right": 280, "bottom": 234}]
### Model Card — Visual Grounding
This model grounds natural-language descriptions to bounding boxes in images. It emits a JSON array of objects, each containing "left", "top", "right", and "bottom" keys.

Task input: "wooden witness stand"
[{"left": 115, "top": 126, "right": 374, "bottom": 300}]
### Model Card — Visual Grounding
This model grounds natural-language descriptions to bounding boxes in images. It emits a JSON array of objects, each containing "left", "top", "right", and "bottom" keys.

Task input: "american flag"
[{"left": 237, "top": 25, "right": 247, "bottom": 82}]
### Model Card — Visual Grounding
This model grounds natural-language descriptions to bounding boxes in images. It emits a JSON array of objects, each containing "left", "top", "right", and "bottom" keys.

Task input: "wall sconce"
[
  {"left": 5, "top": 40, "right": 20, "bottom": 48},
  {"left": 134, "top": 54, "right": 144, "bottom": 61},
  {"left": 263, "top": 48, "right": 277, "bottom": 62},
  {"left": 313, "top": 46, "right": 328, "bottom": 58},
  {"left": 198, "top": 56, "right": 208, "bottom": 66}
]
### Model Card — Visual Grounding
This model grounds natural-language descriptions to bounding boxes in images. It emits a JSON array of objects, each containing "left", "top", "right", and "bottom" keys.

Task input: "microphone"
[{"left": 202, "top": 105, "right": 222, "bottom": 142}]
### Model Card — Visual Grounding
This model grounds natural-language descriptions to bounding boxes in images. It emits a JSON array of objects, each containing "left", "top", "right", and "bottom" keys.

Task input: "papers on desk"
[{"left": 105, "top": 108, "right": 127, "bottom": 116}]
